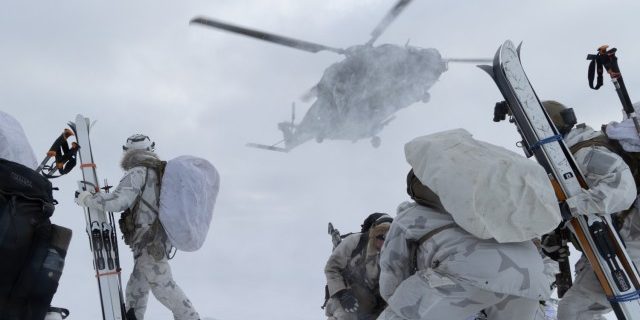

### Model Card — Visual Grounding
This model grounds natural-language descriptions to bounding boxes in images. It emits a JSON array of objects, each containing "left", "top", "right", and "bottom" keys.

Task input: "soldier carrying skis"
[
  {"left": 537, "top": 100, "right": 639, "bottom": 319},
  {"left": 75, "top": 134, "right": 201, "bottom": 320}
]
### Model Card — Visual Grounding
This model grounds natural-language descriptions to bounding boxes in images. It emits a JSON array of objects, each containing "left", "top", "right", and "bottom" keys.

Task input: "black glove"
[
  {"left": 541, "top": 232, "right": 569, "bottom": 261},
  {"left": 336, "top": 289, "right": 359, "bottom": 313}
]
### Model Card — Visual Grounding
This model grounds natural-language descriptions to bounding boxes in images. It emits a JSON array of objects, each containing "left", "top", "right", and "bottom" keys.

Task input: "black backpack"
[{"left": 0, "top": 159, "right": 72, "bottom": 320}]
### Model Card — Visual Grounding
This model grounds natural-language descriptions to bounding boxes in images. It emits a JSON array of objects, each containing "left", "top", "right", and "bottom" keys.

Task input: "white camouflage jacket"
[
  {"left": 82, "top": 149, "right": 165, "bottom": 254},
  {"left": 379, "top": 203, "right": 552, "bottom": 308},
  {"left": 325, "top": 233, "right": 381, "bottom": 297},
  {"left": 564, "top": 124, "right": 636, "bottom": 216}
]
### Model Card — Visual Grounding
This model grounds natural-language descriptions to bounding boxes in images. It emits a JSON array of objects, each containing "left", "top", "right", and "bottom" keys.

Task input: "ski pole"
[{"left": 587, "top": 45, "right": 640, "bottom": 135}]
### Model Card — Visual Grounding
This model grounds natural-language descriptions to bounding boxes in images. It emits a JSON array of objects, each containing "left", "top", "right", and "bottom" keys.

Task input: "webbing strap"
[
  {"left": 416, "top": 223, "right": 457, "bottom": 246},
  {"left": 0, "top": 196, "right": 12, "bottom": 243},
  {"left": 607, "top": 290, "right": 640, "bottom": 303},
  {"left": 409, "top": 223, "right": 456, "bottom": 273},
  {"left": 95, "top": 270, "right": 121, "bottom": 278},
  {"left": 530, "top": 135, "right": 563, "bottom": 151},
  {"left": 350, "top": 233, "right": 369, "bottom": 259}
]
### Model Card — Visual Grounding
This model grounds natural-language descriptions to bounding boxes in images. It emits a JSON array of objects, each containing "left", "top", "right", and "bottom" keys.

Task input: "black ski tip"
[
  {"left": 516, "top": 41, "right": 523, "bottom": 59},
  {"left": 67, "top": 121, "right": 77, "bottom": 135},
  {"left": 477, "top": 64, "right": 495, "bottom": 79},
  {"left": 189, "top": 16, "right": 207, "bottom": 25}
]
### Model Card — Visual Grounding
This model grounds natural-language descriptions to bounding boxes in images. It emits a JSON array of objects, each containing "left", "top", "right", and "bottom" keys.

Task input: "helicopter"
[{"left": 191, "top": 0, "right": 489, "bottom": 152}]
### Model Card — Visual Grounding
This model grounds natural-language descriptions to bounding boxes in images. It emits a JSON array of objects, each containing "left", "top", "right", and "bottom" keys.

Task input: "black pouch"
[
  {"left": 119, "top": 209, "right": 136, "bottom": 246},
  {"left": 27, "top": 224, "right": 72, "bottom": 319}
]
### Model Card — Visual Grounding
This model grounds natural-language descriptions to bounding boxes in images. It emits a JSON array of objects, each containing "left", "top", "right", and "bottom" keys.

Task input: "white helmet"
[{"left": 122, "top": 134, "right": 155, "bottom": 152}]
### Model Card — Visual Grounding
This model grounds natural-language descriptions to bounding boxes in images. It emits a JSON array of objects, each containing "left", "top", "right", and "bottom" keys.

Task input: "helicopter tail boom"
[{"left": 245, "top": 143, "right": 290, "bottom": 153}]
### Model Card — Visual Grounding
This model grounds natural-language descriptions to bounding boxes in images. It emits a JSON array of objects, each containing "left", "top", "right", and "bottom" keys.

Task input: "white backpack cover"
[
  {"left": 405, "top": 128, "right": 561, "bottom": 243},
  {"left": 0, "top": 110, "right": 38, "bottom": 169},
  {"left": 606, "top": 118, "right": 640, "bottom": 152},
  {"left": 159, "top": 156, "right": 219, "bottom": 251}
]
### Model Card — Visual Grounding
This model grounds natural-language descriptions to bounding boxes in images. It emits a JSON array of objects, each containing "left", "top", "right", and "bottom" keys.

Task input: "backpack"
[
  {"left": 568, "top": 123, "right": 640, "bottom": 228},
  {"left": 0, "top": 159, "right": 72, "bottom": 320},
  {"left": 570, "top": 124, "right": 640, "bottom": 194},
  {"left": 125, "top": 155, "right": 219, "bottom": 253}
]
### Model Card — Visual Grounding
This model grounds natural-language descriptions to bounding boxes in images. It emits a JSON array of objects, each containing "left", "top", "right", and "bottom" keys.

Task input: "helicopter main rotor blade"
[
  {"left": 191, "top": 16, "right": 345, "bottom": 55},
  {"left": 367, "top": 0, "right": 414, "bottom": 46}
]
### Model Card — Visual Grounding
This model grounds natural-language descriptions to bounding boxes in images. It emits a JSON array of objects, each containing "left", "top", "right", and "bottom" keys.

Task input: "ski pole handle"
[{"left": 587, "top": 45, "right": 639, "bottom": 134}]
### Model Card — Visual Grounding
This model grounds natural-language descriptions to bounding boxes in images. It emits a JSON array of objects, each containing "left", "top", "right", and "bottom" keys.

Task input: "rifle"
[
  {"left": 547, "top": 227, "right": 573, "bottom": 298},
  {"left": 482, "top": 40, "right": 640, "bottom": 319},
  {"left": 328, "top": 222, "right": 342, "bottom": 249}
]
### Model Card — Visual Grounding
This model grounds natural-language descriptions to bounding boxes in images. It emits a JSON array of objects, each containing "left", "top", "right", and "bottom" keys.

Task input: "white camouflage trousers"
[
  {"left": 376, "top": 275, "right": 546, "bottom": 320},
  {"left": 555, "top": 254, "right": 640, "bottom": 320},
  {"left": 125, "top": 246, "right": 200, "bottom": 320},
  {"left": 557, "top": 209, "right": 640, "bottom": 320}
]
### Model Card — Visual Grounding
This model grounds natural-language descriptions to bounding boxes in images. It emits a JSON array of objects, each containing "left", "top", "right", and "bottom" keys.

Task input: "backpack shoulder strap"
[
  {"left": 350, "top": 233, "right": 369, "bottom": 259},
  {"left": 129, "top": 168, "right": 150, "bottom": 213},
  {"left": 568, "top": 134, "right": 617, "bottom": 155},
  {"left": 572, "top": 128, "right": 640, "bottom": 193},
  {"left": 408, "top": 223, "right": 456, "bottom": 274}
]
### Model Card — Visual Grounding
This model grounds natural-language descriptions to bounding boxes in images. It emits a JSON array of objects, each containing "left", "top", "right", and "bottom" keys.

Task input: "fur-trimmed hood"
[
  {"left": 367, "top": 222, "right": 391, "bottom": 255},
  {"left": 121, "top": 149, "right": 162, "bottom": 171}
]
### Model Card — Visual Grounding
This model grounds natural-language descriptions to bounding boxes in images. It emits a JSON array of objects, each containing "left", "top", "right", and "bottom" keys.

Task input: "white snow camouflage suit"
[
  {"left": 556, "top": 124, "right": 637, "bottom": 320},
  {"left": 377, "top": 171, "right": 555, "bottom": 320},
  {"left": 324, "top": 222, "right": 390, "bottom": 320},
  {"left": 81, "top": 149, "right": 200, "bottom": 320}
]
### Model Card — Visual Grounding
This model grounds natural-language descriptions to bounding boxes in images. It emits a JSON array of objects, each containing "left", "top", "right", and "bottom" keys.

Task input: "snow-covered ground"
[{"left": 3, "top": 1, "right": 640, "bottom": 319}]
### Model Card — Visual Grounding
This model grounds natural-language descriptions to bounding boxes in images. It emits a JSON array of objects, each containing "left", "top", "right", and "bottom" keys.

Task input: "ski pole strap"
[
  {"left": 529, "top": 134, "right": 563, "bottom": 151},
  {"left": 587, "top": 54, "right": 604, "bottom": 90},
  {"left": 607, "top": 290, "right": 640, "bottom": 303}
]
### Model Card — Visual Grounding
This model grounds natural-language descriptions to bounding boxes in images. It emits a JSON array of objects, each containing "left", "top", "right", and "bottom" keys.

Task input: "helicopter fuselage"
[{"left": 281, "top": 44, "right": 447, "bottom": 148}]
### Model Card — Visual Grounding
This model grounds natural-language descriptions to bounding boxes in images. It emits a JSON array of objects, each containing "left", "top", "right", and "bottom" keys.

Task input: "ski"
[
  {"left": 70, "top": 114, "right": 127, "bottom": 320},
  {"left": 481, "top": 40, "right": 640, "bottom": 320}
]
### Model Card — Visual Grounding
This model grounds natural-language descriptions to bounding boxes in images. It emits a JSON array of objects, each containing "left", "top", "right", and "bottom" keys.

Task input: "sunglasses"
[{"left": 375, "top": 235, "right": 386, "bottom": 241}]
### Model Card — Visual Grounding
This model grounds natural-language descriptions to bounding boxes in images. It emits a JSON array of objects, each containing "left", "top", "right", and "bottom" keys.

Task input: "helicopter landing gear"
[{"left": 371, "top": 136, "right": 381, "bottom": 148}]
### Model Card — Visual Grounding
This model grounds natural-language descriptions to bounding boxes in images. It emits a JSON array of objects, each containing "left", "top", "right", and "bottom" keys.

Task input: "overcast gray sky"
[{"left": 2, "top": 1, "right": 640, "bottom": 319}]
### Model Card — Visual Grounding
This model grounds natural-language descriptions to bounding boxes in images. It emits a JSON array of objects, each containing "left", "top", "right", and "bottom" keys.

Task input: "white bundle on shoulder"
[{"left": 405, "top": 128, "right": 561, "bottom": 243}]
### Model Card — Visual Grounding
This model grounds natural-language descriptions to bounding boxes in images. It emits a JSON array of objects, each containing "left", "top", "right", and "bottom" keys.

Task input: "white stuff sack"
[
  {"left": 405, "top": 128, "right": 561, "bottom": 243},
  {"left": 0, "top": 110, "right": 38, "bottom": 169},
  {"left": 159, "top": 156, "right": 219, "bottom": 251},
  {"left": 606, "top": 118, "right": 640, "bottom": 152}
]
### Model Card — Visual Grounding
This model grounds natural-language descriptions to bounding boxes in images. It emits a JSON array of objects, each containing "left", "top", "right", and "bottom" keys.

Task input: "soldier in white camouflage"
[
  {"left": 324, "top": 213, "right": 393, "bottom": 320},
  {"left": 539, "top": 101, "right": 638, "bottom": 320},
  {"left": 75, "top": 134, "right": 200, "bottom": 320},
  {"left": 376, "top": 171, "right": 555, "bottom": 320}
]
